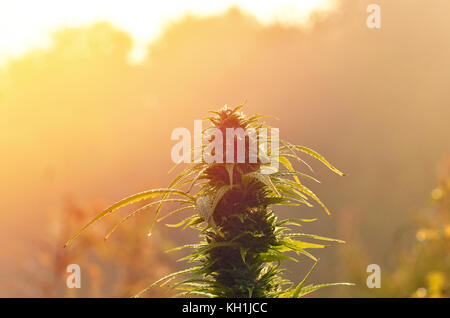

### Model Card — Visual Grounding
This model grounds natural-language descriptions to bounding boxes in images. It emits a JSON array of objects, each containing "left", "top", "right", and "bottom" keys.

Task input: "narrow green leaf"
[
  {"left": 64, "top": 189, "right": 194, "bottom": 247},
  {"left": 165, "top": 244, "right": 199, "bottom": 253},
  {"left": 271, "top": 171, "right": 321, "bottom": 183},
  {"left": 244, "top": 171, "right": 281, "bottom": 196},
  {"left": 280, "top": 140, "right": 314, "bottom": 174},
  {"left": 284, "top": 238, "right": 326, "bottom": 250},
  {"left": 276, "top": 218, "right": 317, "bottom": 227},
  {"left": 295, "top": 283, "right": 354, "bottom": 298},
  {"left": 296, "top": 183, "right": 331, "bottom": 215},
  {"left": 133, "top": 267, "right": 201, "bottom": 298},
  {"left": 211, "top": 185, "right": 233, "bottom": 217},
  {"left": 105, "top": 199, "right": 192, "bottom": 240},
  {"left": 293, "top": 145, "right": 345, "bottom": 176},
  {"left": 240, "top": 247, "right": 248, "bottom": 264},
  {"left": 157, "top": 205, "right": 195, "bottom": 222},
  {"left": 292, "top": 261, "right": 318, "bottom": 298},
  {"left": 284, "top": 233, "right": 345, "bottom": 243}
]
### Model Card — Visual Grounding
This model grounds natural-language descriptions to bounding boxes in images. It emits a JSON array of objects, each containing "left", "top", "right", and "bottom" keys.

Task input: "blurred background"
[{"left": 0, "top": 0, "right": 449, "bottom": 297}]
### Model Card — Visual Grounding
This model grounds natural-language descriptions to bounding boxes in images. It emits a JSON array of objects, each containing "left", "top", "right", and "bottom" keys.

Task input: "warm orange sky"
[
  {"left": 1, "top": 0, "right": 450, "bottom": 297},
  {"left": 0, "top": 0, "right": 336, "bottom": 64}
]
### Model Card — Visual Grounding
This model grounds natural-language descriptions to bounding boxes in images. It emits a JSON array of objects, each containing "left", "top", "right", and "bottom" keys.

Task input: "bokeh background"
[{"left": 1, "top": 0, "right": 449, "bottom": 297}]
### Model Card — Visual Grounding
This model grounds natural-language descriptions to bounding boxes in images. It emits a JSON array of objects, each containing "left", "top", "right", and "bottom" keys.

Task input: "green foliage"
[
  {"left": 381, "top": 162, "right": 450, "bottom": 298},
  {"left": 66, "top": 105, "right": 351, "bottom": 297},
  {"left": 339, "top": 160, "right": 450, "bottom": 298}
]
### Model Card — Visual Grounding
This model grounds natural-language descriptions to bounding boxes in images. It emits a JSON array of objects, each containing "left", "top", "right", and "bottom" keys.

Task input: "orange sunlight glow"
[{"left": 0, "top": 0, "right": 336, "bottom": 65}]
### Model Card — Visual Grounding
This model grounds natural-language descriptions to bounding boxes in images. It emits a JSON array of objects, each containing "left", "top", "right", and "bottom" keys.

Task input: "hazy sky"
[{"left": 0, "top": 0, "right": 336, "bottom": 64}]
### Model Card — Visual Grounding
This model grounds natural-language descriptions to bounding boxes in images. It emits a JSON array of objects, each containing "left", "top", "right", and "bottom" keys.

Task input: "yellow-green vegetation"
[
  {"left": 343, "top": 160, "right": 450, "bottom": 298},
  {"left": 389, "top": 162, "right": 450, "bottom": 298},
  {"left": 65, "top": 105, "right": 351, "bottom": 297}
]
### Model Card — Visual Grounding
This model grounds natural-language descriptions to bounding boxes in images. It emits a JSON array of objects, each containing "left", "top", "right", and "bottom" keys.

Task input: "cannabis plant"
[{"left": 65, "top": 105, "right": 350, "bottom": 297}]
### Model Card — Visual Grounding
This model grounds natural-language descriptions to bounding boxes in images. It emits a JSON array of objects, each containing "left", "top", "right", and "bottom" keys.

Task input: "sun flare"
[{"left": 0, "top": 0, "right": 336, "bottom": 64}]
